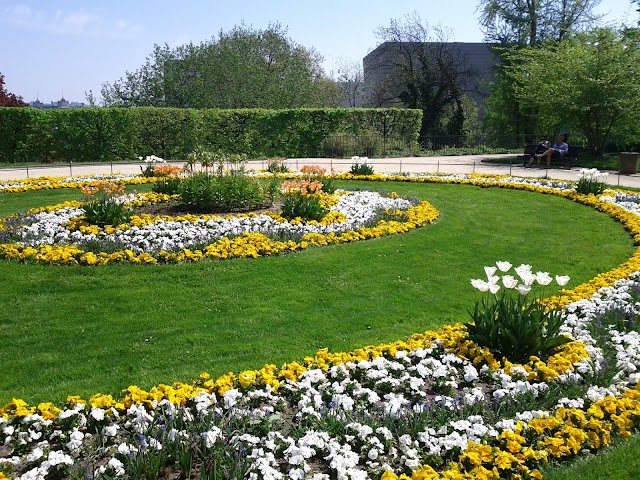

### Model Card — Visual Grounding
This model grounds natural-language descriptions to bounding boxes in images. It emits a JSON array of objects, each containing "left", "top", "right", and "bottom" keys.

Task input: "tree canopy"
[
  {"left": 0, "top": 73, "right": 28, "bottom": 107},
  {"left": 506, "top": 28, "right": 640, "bottom": 155},
  {"left": 478, "top": 0, "right": 603, "bottom": 47},
  {"left": 101, "top": 23, "right": 340, "bottom": 108}
]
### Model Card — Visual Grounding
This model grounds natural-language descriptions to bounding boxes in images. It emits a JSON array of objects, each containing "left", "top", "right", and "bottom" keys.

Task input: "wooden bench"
[{"left": 519, "top": 144, "right": 582, "bottom": 169}]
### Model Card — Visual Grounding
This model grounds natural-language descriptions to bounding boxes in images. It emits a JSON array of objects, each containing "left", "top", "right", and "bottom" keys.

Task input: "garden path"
[{"left": 1, "top": 154, "right": 640, "bottom": 189}]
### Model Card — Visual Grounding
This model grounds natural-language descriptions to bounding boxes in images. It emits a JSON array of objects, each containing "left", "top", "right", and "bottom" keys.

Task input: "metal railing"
[{"left": 318, "top": 133, "right": 527, "bottom": 158}]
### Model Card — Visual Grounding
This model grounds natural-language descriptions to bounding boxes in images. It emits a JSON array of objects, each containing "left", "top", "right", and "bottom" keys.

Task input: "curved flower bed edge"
[{"left": 2, "top": 172, "right": 640, "bottom": 479}]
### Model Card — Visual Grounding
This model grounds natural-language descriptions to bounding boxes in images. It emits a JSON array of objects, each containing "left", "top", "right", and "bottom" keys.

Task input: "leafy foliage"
[
  {"left": 281, "top": 194, "right": 328, "bottom": 221},
  {"left": 266, "top": 159, "right": 290, "bottom": 173},
  {"left": 152, "top": 177, "right": 183, "bottom": 195},
  {"left": 81, "top": 183, "right": 133, "bottom": 227},
  {"left": 466, "top": 292, "right": 571, "bottom": 363},
  {"left": 350, "top": 161, "right": 375, "bottom": 175},
  {"left": 464, "top": 263, "right": 572, "bottom": 363},
  {"left": 179, "top": 172, "right": 268, "bottom": 213},
  {"left": 505, "top": 28, "right": 640, "bottom": 156},
  {"left": 0, "top": 73, "right": 28, "bottom": 107},
  {"left": 478, "top": 0, "right": 603, "bottom": 47},
  {"left": 0, "top": 107, "right": 422, "bottom": 162},
  {"left": 101, "top": 23, "right": 340, "bottom": 109}
]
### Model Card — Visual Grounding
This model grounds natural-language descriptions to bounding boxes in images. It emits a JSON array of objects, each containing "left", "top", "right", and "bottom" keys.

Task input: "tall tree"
[
  {"left": 0, "top": 73, "right": 28, "bottom": 107},
  {"left": 479, "top": 0, "right": 604, "bottom": 139},
  {"left": 506, "top": 28, "right": 640, "bottom": 155},
  {"left": 478, "top": 0, "right": 603, "bottom": 47},
  {"left": 366, "top": 13, "right": 479, "bottom": 136},
  {"left": 334, "top": 58, "right": 365, "bottom": 107},
  {"left": 101, "top": 23, "right": 340, "bottom": 108}
]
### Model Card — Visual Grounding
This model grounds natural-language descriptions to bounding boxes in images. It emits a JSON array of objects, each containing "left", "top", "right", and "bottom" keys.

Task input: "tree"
[
  {"left": 334, "top": 58, "right": 365, "bottom": 107},
  {"left": 479, "top": 0, "right": 604, "bottom": 139},
  {"left": 101, "top": 23, "right": 339, "bottom": 108},
  {"left": 506, "top": 28, "right": 640, "bottom": 155},
  {"left": 365, "top": 13, "right": 480, "bottom": 137},
  {"left": 478, "top": 0, "right": 604, "bottom": 47},
  {"left": 0, "top": 73, "right": 28, "bottom": 107}
]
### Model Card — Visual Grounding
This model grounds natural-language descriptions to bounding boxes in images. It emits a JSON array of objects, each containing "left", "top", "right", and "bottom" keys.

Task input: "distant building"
[
  {"left": 30, "top": 96, "right": 86, "bottom": 109},
  {"left": 362, "top": 42, "right": 498, "bottom": 115}
]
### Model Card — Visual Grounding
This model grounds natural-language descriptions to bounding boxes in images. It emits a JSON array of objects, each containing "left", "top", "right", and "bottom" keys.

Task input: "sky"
[{"left": 1, "top": 0, "right": 637, "bottom": 104}]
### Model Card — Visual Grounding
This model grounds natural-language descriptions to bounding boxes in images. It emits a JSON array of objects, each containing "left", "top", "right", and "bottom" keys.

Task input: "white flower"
[
  {"left": 104, "top": 424, "right": 118, "bottom": 437},
  {"left": 107, "top": 457, "right": 125, "bottom": 476},
  {"left": 496, "top": 261, "right": 512, "bottom": 272},
  {"left": 536, "top": 271, "right": 553, "bottom": 285},
  {"left": 488, "top": 283, "right": 500, "bottom": 294},
  {"left": 515, "top": 264, "right": 532, "bottom": 278},
  {"left": 471, "top": 279, "right": 489, "bottom": 292},
  {"left": 484, "top": 266, "right": 497, "bottom": 277},
  {"left": 517, "top": 284, "right": 532, "bottom": 295},
  {"left": 90, "top": 408, "right": 105, "bottom": 422},
  {"left": 202, "top": 427, "right": 222, "bottom": 448},
  {"left": 556, "top": 275, "right": 570, "bottom": 286},
  {"left": 26, "top": 447, "right": 44, "bottom": 463},
  {"left": 502, "top": 275, "right": 518, "bottom": 289}
]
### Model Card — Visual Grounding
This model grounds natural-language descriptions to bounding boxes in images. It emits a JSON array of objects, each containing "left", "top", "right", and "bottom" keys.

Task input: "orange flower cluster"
[
  {"left": 300, "top": 164, "right": 327, "bottom": 176},
  {"left": 281, "top": 179, "right": 324, "bottom": 195},
  {"left": 153, "top": 165, "right": 183, "bottom": 176},
  {"left": 79, "top": 181, "right": 126, "bottom": 199}
]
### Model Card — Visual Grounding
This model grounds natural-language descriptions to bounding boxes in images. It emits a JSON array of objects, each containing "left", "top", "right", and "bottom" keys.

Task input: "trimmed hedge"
[{"left": 0, "top": 107, "right": 422, "bottom": 163}]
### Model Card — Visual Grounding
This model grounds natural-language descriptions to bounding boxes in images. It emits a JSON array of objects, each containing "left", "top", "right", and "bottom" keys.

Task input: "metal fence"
[
  {"left": 318, "top": 133, "right": 528, "bottom": 158},
  {"left": 318, "top": 132, "right": 603, "bottom": 158}
]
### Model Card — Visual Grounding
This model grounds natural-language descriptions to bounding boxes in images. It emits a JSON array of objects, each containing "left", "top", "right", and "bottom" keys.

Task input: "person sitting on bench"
[
  {"left": 527, "top": 135, "right": 550, "bottom": 166},
  {"left": 531, "top": 134, "right": 568, "bottom": 167}
]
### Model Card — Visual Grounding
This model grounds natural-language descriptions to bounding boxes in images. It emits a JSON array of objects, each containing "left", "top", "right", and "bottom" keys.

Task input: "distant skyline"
[{"left": 1, "top": 0, "right": 636, "bottom": 104}]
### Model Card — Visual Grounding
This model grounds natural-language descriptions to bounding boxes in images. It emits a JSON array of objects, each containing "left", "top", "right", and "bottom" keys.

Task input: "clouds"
[{"left": 1, "top": 3, "right": 143, "bottom": 38}]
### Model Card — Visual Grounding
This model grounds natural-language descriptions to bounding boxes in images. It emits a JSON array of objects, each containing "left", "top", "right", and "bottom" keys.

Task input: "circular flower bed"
[
  {"left": 0, "top": 185, "right": 439, "bottom": 265},
  {"left": 2, "top": 172, "right": 640, "bottom": 480}
]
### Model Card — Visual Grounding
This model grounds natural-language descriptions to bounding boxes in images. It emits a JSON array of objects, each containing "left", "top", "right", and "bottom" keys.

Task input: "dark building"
[{"left": 362, "top": 42, "right": 498, "bottom": 116}]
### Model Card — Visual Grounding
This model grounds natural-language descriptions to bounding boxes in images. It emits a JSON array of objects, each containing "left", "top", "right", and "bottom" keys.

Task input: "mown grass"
[
  {"left": 542, "top": 434, "right": 640, "bottom": 480},
  {"left": 0, "top": 180, "right": 633, "bottom": 407}
]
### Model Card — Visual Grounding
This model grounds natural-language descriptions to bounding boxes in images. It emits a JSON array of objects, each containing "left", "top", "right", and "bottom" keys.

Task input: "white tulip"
[
  {"left": 484, "top": 266, "right": 497, "bottom": 277},
  {"left": 502, "top": 275, "right": 518, "bottom": 289},
  {"left": 487, "top": 275, "right": 500, "bottom": 285},
  {"left": 496, "top": 261, "right": 512, "bottom": 272},
  {"left": 536, "top": 272, "right": 553, "bottom": 285},
  {"left": 471, "top": 279, "right": 489, "bottom": 292},
  {"left": 556, "top": 275, "right": 570, "bottom": 286},
  {"left": 517, "top": 284, "right": 531, "bottom": 295},
  {"left": 489, "top": 283, "right": 500, "bottom": 294}
]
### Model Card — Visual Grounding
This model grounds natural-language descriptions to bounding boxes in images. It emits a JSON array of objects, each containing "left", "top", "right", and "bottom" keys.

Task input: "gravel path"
[{"left": 1, "top": 154, "right": 639, "bottom": 188}]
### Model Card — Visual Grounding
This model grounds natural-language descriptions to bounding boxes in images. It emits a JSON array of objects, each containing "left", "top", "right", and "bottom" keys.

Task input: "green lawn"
[
  {"left": 0, "top": 180, "right": 633, "bottom": 406},
  {"left": 542, "top": 435, "right": 640, "bottom": 480}
]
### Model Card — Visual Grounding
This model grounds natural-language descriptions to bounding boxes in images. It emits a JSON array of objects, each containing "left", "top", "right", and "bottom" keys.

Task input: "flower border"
[{"left": 2, "top": 172, "right": 640, "bottom": 480}]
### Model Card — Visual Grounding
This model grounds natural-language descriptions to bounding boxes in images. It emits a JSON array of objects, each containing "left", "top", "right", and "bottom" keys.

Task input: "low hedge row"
[{"left": 0, "top": 107, "right": 422, "bottom": 163}]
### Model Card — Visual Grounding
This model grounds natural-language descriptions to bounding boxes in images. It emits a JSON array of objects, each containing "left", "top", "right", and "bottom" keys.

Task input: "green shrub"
[
  {"left": 81, "top": 183, "right": 133, "bottom": 227},
  {"left": 152, "top": 177, "right": 183, "bottom": 195},
  {"left": 576, "top": 168, "right": 609, "bottom": 195},
  {"left": 281, "top": 194, "right": 328, "bottom": 221},
  {"left": 350, "top": 158, "right": 375, "bottom": 175},
  {"left": 179, "top": 172, "right": 267, "bottom": 213},
  {"left": 266, "top": 158, "right": 290, "bottom": 173},
  {"left": 464, "top": 262, "right": 572, "bottom": 363}
]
